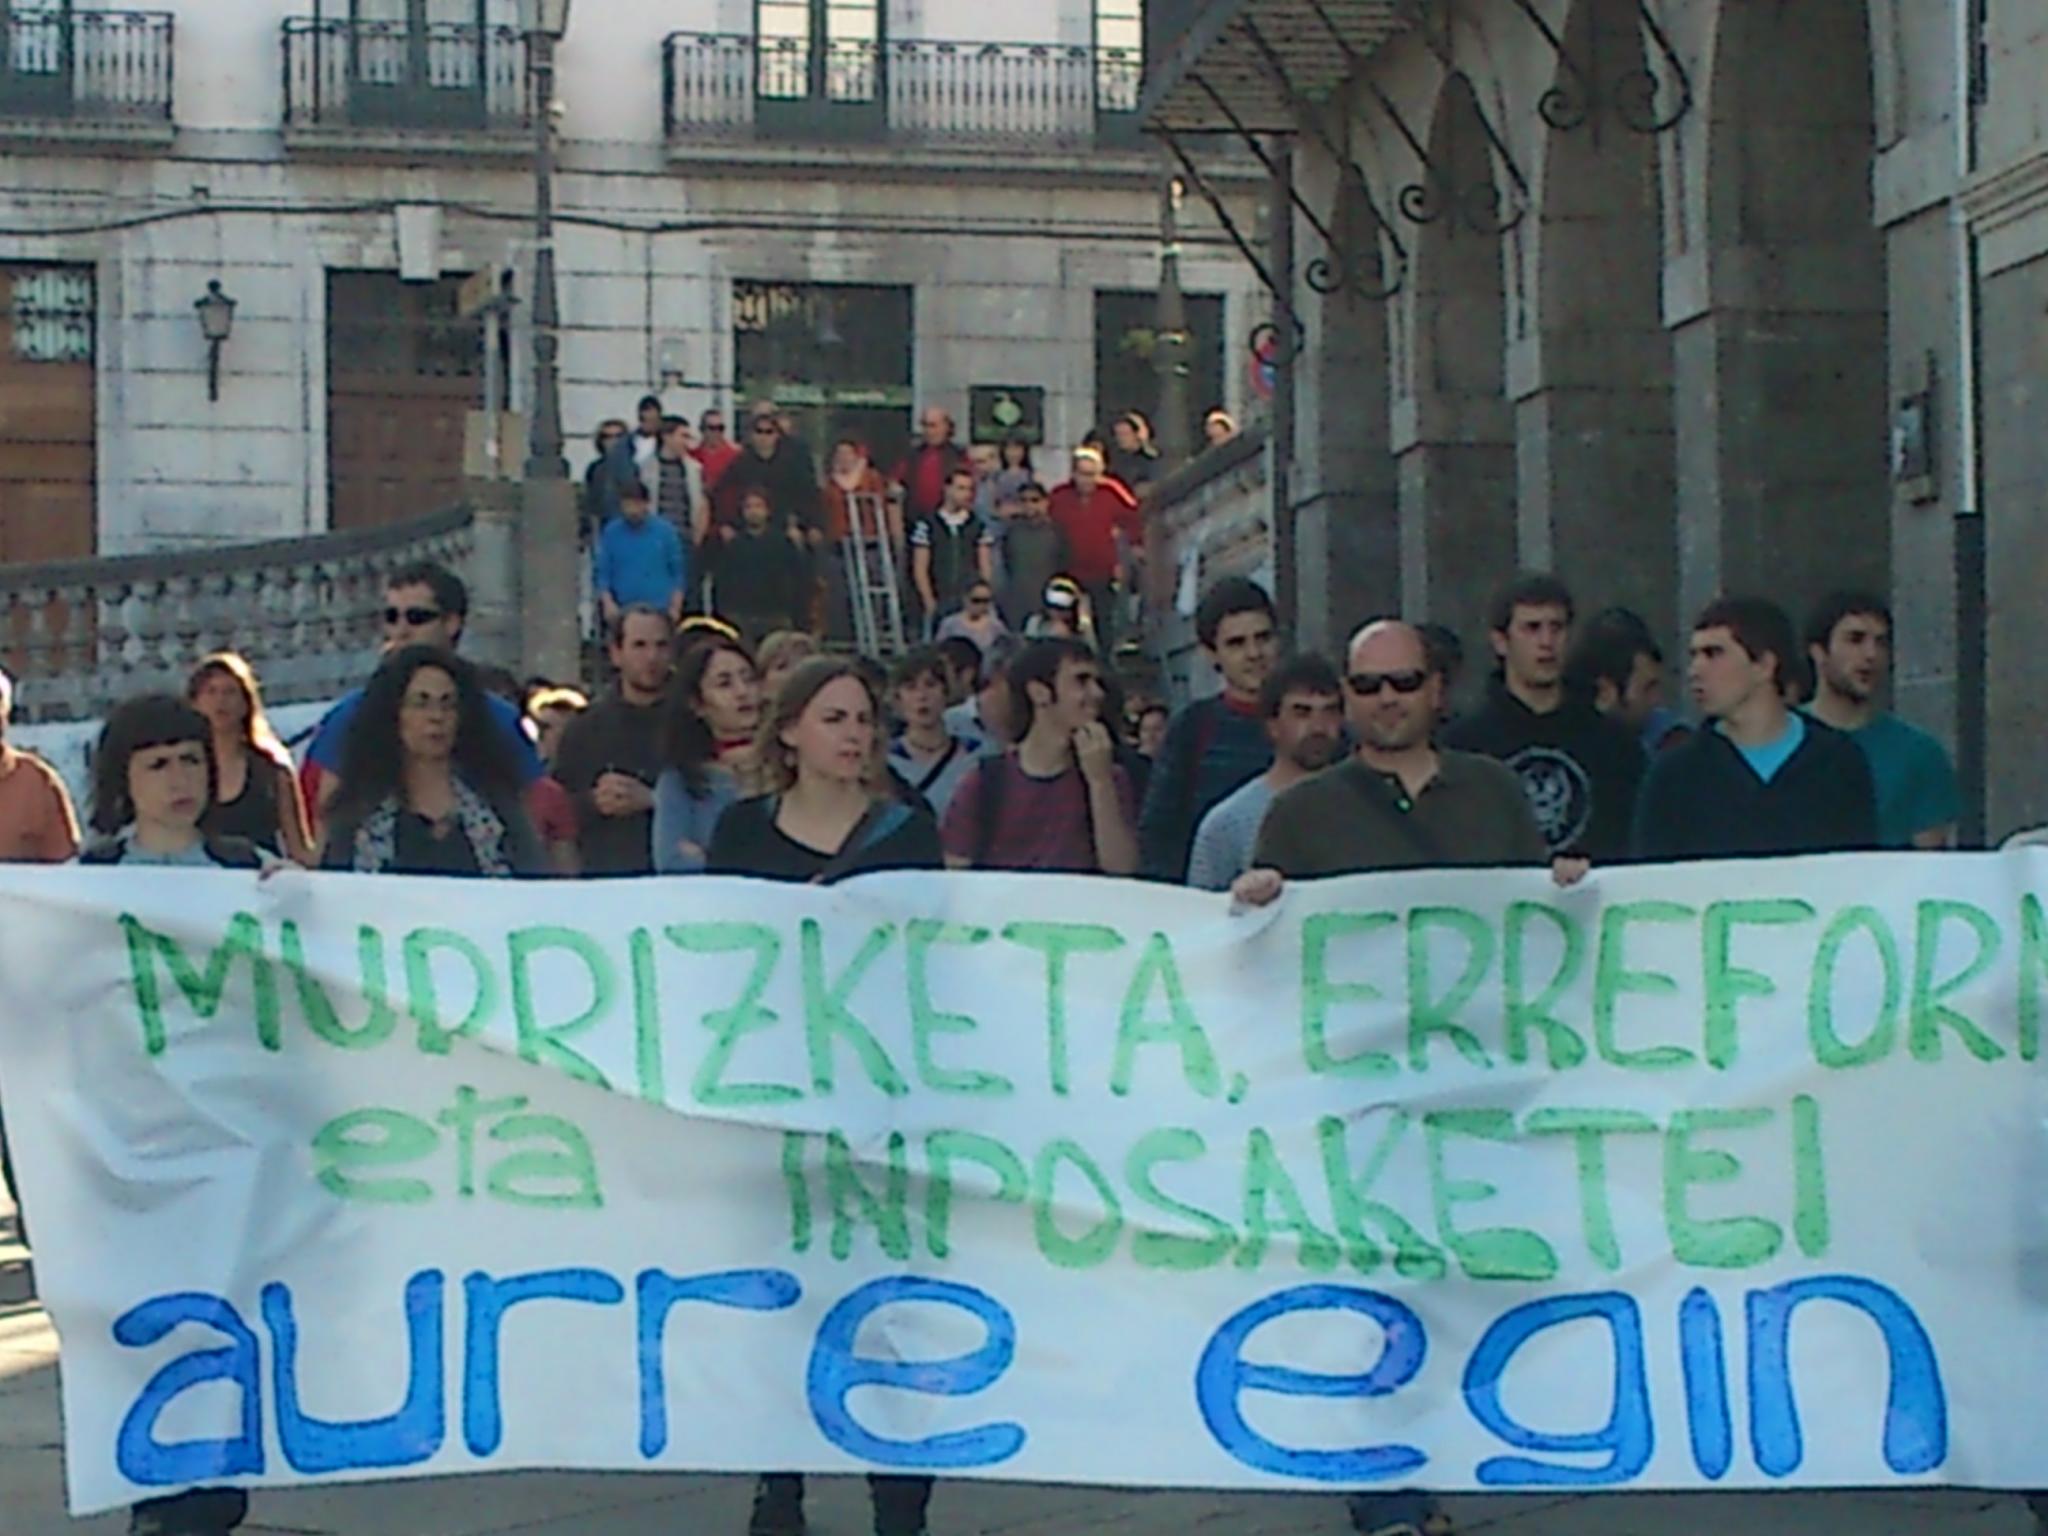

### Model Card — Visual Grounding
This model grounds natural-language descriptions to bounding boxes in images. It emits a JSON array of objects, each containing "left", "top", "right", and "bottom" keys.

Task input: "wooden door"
[
  {"left": 326, "top": 270, "right": 479, "bottom": 532},
  {"left": 0, "top": 264, "right": 95, "bottom": 565}
]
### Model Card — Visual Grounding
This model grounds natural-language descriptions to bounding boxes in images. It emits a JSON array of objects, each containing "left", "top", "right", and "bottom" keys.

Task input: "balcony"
[
  {"left": 282, "top": 16, "right": 532, "bottom": 158},
  {"left": 662, "top": 33, "right": 1146, "bottom": 168},
  {"left": 0, "top": 8, "right": 174, "bottom": 151}
]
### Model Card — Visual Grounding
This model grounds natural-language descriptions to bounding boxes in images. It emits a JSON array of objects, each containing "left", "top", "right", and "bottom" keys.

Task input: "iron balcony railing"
[
  {"left": 663, "top": 33, "right": 1143, "bottom": 148},
  {"left": 0, "top": 8, "right": 174, "bottom": 123},
  {"left": 283, "top": 17, "right": 531, "bottom": 135}
]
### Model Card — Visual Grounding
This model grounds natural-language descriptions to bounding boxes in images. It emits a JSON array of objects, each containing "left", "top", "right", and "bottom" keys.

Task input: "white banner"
[{"left": 1, "top": 856, "right": 2045, "bottom": 1515}]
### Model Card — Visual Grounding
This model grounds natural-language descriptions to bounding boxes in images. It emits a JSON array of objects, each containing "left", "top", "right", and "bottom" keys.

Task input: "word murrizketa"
[{"left": 119, "top": 894, "right": 2048, "bottom": 1101}]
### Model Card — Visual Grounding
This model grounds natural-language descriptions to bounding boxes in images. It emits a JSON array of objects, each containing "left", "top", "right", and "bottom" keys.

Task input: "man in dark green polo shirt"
[
  {"left": 1236, "top": 624, "right": 1582, "bottom": 1536},
  {"left": 1243, "top": 619, "right": 1573, "bottom": 886}
]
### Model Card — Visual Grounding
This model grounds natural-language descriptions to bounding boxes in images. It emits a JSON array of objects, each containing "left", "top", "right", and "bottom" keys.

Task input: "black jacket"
[
  {"left": 551, "top": 693, "right": 665, "bottom": 876},
  {"left": 1444, "top": 684, "right": 1644, "bottom": 861},
  {"left": 1632, "top": 717, "right": 1877, "bottom": 862}
]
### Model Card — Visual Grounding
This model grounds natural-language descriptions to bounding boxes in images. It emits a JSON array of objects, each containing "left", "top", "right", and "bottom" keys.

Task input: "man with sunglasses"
[
  {"left": 1232, "top": 619, "right": 1579, "bottom": 1536},
  {"left": 691, "top": 408, "right": 740, "bottom": 492},
  {"left": 713, "top": 405, "right": 821, "bottom": 541},
  {"left": 298, "top": 562, "right": 543, "bottom": 833},
  {"left": 1239, "top": 620, "right": 1582, "bottom": 893}
]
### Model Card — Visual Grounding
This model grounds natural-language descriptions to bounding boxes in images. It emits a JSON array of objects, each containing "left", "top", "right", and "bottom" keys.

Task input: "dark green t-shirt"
[{"left": 1253, "top": 753, "right": 1548, "bottom": 877}]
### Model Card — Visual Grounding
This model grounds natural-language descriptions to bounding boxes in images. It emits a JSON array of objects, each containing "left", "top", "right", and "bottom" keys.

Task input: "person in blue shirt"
[
  {"left": 1634, "top": 596, "right": 1876, "bottom": 860},
  {"left": 1803, "top": 590, "right": 1960, "bottom": 849},
  {"left": 595, "top": 475, "right": 686, "bottom": 628},
  {"left": 303, "top": 561, "right": 542, "bottom": 832}
]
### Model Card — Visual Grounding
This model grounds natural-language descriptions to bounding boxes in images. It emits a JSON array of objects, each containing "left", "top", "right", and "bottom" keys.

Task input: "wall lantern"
[{"left": 195, "top": 280, "right": 236, "bottom": 402}]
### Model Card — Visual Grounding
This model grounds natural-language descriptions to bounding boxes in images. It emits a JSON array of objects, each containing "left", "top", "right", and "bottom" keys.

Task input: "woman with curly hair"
[
  {"left": 186, "top": 650, "right": 312, "bottom": 863},
  {"left": 319, "top": 645, "right": 542, "bottom": 876}
]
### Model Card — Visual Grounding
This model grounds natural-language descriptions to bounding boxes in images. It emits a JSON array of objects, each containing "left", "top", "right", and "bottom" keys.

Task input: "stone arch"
[
  {"left": 1673, "top": 0, "right": 1889, "bottom": 626},
  {"left": 1394, "top": 68, "right": 1519, "bottom": 661},
  {"left": 1515, "top": 0, "right": 1679, "bottom": 645}
]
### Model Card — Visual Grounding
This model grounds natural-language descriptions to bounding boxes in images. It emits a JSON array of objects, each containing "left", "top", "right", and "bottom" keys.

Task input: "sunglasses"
[
  {"left": 1347, "top": 669, "right": 1429, "bottom": 696},
  {"left": 384, "top": 606, "right": 443, "bottom": 627},
  {"left": 750, "top": 421, "right": 778, "bottom": 435}
]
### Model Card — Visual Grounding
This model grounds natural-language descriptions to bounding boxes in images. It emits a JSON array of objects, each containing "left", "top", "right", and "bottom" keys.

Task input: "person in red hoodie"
[{"left": 1046, "top": 445, "right": 1142, "bottom": 654}]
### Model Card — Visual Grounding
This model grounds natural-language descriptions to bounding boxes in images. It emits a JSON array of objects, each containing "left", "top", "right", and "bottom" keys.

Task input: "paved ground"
[{"left": 0, "top": 1191, "right": 2038, "bottom": 1535}]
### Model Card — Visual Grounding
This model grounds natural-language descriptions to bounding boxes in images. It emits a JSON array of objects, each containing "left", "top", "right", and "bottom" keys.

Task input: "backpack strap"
[{"left": 971, "top": 750, "right": 1011, "bottom": 868}]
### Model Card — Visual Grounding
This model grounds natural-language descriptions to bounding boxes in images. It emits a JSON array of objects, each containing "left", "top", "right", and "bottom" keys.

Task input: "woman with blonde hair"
[
  {"left": 754, "top": 629, "right": 820, "bottom": 698},
  {"left": 186, "top": 651, "right": 312, "bottom": 863},
  {"left": 707, "top": 656, "right": 940, "bottom": 880},
  {"left": 706, "top": 655, "right": 940, "bottom": 1536}
]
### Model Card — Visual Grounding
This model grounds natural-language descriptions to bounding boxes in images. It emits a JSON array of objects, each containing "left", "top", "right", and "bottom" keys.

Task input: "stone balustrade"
[{"left": 0, "top": 506, "right": 474, "bottom": 725}]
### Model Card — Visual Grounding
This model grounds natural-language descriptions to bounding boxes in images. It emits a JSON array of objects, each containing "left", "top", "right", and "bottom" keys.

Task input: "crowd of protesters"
[
  {"left": 578, "top": 395, "right": 1172, "bottom": 655},
  {"left": 0, "top": 388, "right": 1976, "bottom": 1536}
]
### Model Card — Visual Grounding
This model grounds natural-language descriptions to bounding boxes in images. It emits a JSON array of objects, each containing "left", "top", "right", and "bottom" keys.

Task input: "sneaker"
[{"left": 748, "top": 1475, "right": 807, "bottom": 1536}]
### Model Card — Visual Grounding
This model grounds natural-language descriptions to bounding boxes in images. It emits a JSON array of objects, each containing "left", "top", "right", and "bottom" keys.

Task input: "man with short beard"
[
  {"left": 1803, "top": 590, "right": 1957, "bottom": 849},
  {"left": 1634, "top": 596, "right": 1876, "bottom": 860},
  {"left": 551, "top": 606, "right": 674, "bottom": 875},
  {"left": 1186, "top": 653, "right": 1342, "bottom": 891}
]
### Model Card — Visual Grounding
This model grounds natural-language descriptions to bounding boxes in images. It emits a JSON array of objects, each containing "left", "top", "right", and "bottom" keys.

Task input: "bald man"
[
  {"left": 1238, "top": 620, "right": 1584, "bottom": 901},
  {"left": 1232, "top": 618, "right": 1579, "bottom": 1536}
]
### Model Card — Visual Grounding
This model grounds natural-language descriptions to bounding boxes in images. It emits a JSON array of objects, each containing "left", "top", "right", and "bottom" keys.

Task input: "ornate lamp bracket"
[
  {"left": 1505, "top": 0, "right": 1693, "bottom": 136},
  {"left": 1190, "top": 72, "right": 1375, "bottom": 299},
  {"left": 1235, "top": 15, "right": 1408, "bottom": 299},
  {"left": 1160, "top": 128, "right": 1310, "bottom": 364}
]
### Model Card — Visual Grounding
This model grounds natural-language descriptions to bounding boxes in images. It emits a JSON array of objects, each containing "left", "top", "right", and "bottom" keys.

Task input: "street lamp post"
[{"left": 518, "top": 0, "right": 578, "bottom": 683}]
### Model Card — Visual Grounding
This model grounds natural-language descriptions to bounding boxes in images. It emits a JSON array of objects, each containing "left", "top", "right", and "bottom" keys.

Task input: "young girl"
[
  {"left": 83, "top": 694, "right": 267, "bottom": 872},
  {"left": 78, "top": 694, "right": 263, "bottom": 1536}
]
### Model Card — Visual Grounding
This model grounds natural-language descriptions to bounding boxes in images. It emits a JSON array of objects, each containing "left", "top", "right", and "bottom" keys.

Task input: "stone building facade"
[
  {"left": 0, "top": 0, "right": 1262, "bottom": 560},
  {"left": 1145, "top": 0, "right": 2048, "bottom": 841}
]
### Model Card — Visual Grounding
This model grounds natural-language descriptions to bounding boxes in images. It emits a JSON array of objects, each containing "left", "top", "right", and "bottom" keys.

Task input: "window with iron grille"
[{"left": 7, "top": 266, "right": 93, "bottom": 364}]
